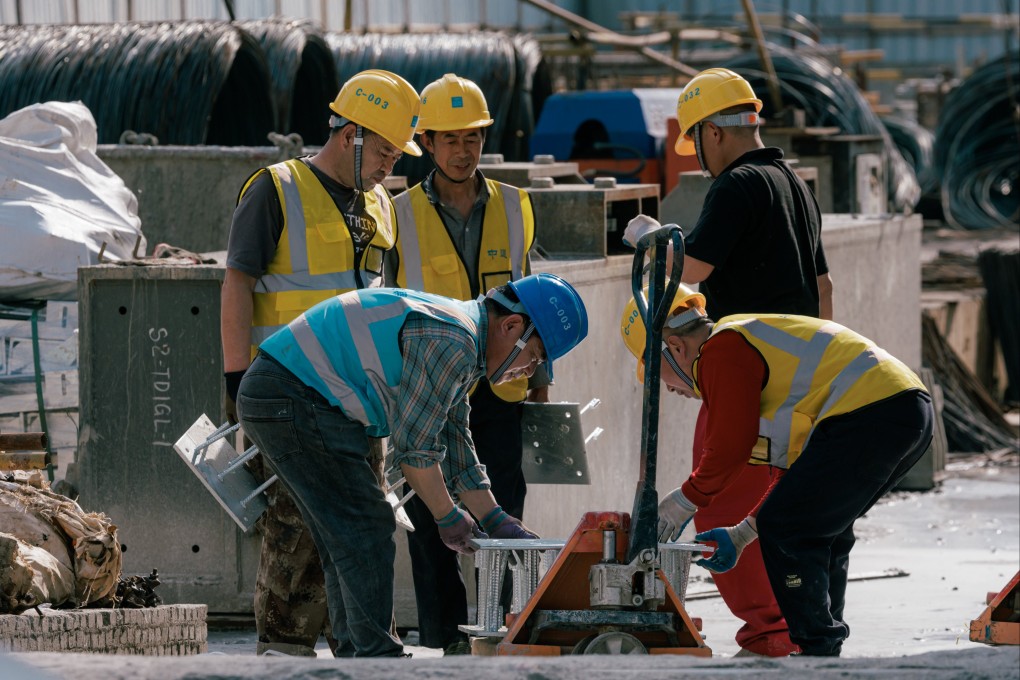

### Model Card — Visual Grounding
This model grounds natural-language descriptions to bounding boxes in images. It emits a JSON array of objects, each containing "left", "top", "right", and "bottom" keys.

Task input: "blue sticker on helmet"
[{"left": 451, "top": 96, "right": 464, "bottom": 108}]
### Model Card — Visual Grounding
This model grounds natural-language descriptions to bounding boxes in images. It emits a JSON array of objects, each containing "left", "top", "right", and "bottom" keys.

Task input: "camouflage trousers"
[{"left": 249, "top": 437, "right": 393, "bottom": 656}]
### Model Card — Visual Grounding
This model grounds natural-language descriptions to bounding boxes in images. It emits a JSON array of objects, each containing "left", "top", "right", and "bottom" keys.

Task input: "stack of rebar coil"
[
  {"left": 934, "top": 51, "right": 1020, "bottom": 230},
  {"left": 0, "top": 22, "right": 275, "bottom": 146},
  {"left": 723, "top": 45, "right": 921, "bottom": 213},
  {"left": 326, "top": 31, "right": 550, "bottom": 184},
  {"left": 881, "top": 114, "right": 938, "bottom": 197},
  {"left": 238, "top": 18, "right": 337, "bottom": 146}
]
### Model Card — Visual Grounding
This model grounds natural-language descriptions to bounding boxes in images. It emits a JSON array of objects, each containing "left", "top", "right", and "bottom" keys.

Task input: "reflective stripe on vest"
[
  {"left": 394, "top": 179, "right": 531, "bottom": 297},
  {"left": 247, "top": 158, "right": 395, "bottom": 349},
  {"left": 262, "top": 290, "right": 482, "bottom": 436},
  {"left": 707, "top": 315, "right": 926, "bottom": 468}
]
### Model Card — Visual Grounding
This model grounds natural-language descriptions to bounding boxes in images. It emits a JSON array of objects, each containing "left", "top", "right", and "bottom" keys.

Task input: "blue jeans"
[{"left": 237, "top": 353, "right": 402, "bottom": 657}]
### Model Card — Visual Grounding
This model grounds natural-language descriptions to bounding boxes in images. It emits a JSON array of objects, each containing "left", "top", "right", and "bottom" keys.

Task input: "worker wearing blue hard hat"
[
  {"left": 392, "top": 72, "right": 546, "bottom": 656},
  {"left": 235, "top": 273, "right": 588, "bottom": 658}
]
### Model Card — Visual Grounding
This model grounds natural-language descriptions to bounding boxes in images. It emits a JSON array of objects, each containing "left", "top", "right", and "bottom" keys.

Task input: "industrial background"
[{"left": 0, "top": 0, "right": 1017, "bottom": 668}]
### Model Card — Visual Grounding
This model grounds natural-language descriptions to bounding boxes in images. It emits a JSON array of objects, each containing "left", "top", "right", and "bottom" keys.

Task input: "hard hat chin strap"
[
  {"left": 489, "top": 322, "right": 536, "bottom": 384},
  {"left": 353, "top": 124, "right": 365, "bottom": 192},
  {"left": 662, "top": 344, "right": 695, "bottom": 391},
  {"left": 693, "top": 122, "right": 712, "bottom": 178}
]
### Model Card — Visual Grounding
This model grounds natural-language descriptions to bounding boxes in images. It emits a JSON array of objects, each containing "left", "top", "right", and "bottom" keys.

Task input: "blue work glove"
[
  {"left": 657, "top": 488, "right": 697, "bottom": 542},
  {"left": 479, "top": 506, "right": 540, "bottom": 539},
  {"left": 695, "top": 518, "right": 758, "bottom": 573},
  {"left": 435, "top": 507, "right": 487, "bottom": 555}
]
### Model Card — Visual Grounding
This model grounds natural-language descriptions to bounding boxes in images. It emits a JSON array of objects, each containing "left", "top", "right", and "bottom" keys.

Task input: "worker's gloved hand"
[
  {"left": 622, "top": 214, "right": 662, "bottom": 248},
  {"left": 435, "top": 507, "right": 487, "bottom": 555},
  {"left": 695, "top": 517, "right": 758, "bottom": 574},
  {"left": 480, "top": 506, "right": 540, "bottom": 540},
  {"left": 657, "top": 488, "right": 698, "bottom": 542}
]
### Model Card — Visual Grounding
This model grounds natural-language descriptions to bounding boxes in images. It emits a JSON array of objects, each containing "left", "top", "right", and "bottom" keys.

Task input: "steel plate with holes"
[
  {"left": 520, "top": 402, "right": 591, "bottom": 484},
  {"left": 173, "top": 414, "right": 267, "bottom": 533}
]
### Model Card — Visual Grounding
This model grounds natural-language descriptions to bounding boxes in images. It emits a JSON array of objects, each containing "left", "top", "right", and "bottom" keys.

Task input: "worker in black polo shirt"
[{"left": 624, "top": 67, "right": 834, "bottom": 658}]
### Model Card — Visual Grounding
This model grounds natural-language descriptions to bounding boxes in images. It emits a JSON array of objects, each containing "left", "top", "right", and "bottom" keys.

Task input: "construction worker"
[
  {"left": 623, "top": 67, "right": 833, "bottom": 657},
  {"left": 221, "top": 69, "right": 421, "bottom": 656},
  {"left": 391, "top": 73, "right": 541, "bottom": 656},
  {"left": 621, "top": 285, "right": 933, "bottom": 657},
  {"left": 236, "top": 274, "right": 589, "bottom": 657}
]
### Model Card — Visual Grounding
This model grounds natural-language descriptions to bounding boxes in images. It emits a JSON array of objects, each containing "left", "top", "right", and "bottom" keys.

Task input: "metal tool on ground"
[
  {"left": 491, "top": 225, "right": 712, "bottom": 656},
  {"left": 172, "top": 414, "right": 415, "bottom": 532},
  {"left": 970, "top": 571, "right": 1020, "bottom": 646}
]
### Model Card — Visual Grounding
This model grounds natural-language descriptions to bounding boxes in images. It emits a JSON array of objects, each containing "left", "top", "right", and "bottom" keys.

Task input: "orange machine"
[
  {"left": 496, "top": 227, "right": 711, "bottom": 657},
  {"left": 970, "top": 571, "right": 1020, "bottom": 645},
  {"left": 496, "top": 511, "right": 710, "bottom": 656}
]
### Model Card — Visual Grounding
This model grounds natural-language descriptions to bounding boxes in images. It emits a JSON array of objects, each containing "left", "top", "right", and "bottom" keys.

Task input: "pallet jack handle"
[{"left": 627, "top": 225, "right": 686, "bottom": 563}]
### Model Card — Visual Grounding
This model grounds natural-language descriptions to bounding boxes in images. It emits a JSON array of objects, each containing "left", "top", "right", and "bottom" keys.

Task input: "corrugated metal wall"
[{"left": 1, "top": 0, "right": 1015, "bottom": 71}]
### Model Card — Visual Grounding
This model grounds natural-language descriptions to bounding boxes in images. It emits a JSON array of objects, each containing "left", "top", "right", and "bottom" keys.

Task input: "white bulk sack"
[{"left": 0, "top": 101, "right": 146, "bottom": 301}]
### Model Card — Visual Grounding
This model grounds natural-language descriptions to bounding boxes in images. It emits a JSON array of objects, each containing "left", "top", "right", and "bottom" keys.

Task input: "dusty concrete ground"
[{"left": 5, "top": 459, "right": 1019, "bottom": 679}]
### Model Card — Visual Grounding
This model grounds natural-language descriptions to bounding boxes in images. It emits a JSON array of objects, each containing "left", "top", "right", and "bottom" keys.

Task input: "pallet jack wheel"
[
  {"left": 581, "top": 631, "right": 648, "bottom": 655},
  {"left": 570, "top": 634, "right": 597, "bottom": 655}
]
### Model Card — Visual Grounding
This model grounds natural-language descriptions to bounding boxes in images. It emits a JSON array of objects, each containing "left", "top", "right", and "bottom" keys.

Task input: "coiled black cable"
[
  {"left": 326, "top": 31, "right": 549, "bottom": 184},
  {"left": 0, "top": 22, "right": 275, "bottom": 145},
  {"left": 723, "top": 45, "right": 922, "bottom": 213},
  {"left": 239, "top": 18, "right": 338, "bottom": 146},
  {"left": 881, "top": 114, "right": 938, "bottom": 196},
  {"left": 933, "top": 50, "right": 1020, "bottom": 230}
]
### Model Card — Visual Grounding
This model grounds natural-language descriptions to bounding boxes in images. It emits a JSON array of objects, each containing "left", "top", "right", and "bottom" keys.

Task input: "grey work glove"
[
  {"left": 657, "top": 487, "right": 698, "bottom": 542},
  {"left": 435, "top": 507, "right": 486, "bottom": 555},
  {"left": 480, "top": 506, "right": 540, "bottom": 539}
]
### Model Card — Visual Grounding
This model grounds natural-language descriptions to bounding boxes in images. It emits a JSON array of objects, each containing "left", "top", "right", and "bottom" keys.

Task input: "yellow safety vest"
[
  {"left": 694, "top": 314, "right": 927, "bottom": 468},
  {"left": 242, "top": 158, "right": 396, "bottom": 350},
  {"left": 393, "top": 178, "right": 535, "bottom": 402}
]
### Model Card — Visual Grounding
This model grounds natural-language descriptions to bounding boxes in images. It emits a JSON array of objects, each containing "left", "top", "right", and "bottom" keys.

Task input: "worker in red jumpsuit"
[
  {"left": 624, "top": 67, "right": 833, "bottom": 657},
  {"left": 622, "top": 289, "right": 933, "bottom": 657}
]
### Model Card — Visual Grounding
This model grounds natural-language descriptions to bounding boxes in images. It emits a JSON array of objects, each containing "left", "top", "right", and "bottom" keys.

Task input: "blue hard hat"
[{"left": 505, "top": 273, "right": 589, "bottom": 378}]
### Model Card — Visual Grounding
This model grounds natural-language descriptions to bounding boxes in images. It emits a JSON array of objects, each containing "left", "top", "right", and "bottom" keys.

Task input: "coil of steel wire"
[
  {"left": 881, "top": 114, "right": 937, "bottom": 197},
  {"left": 934, "top": 51, "right": 1020, "bottom": 230},
  {"left": 723, "top": 45, "right": 922, "bottom": 213},
  {"left": 326, "top": 31, "right": 549, "bottom": 184},
  {"left": 0, "top": 22, "right": 275, "bottom": 145},
  {"left": 239, "top": 18, "right": 337, "bottom": 146}
]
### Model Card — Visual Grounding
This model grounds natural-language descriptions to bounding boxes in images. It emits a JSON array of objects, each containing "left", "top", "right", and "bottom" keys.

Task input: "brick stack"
[{"left": 0, "top": 604, "right": 206, "bottom": 655}]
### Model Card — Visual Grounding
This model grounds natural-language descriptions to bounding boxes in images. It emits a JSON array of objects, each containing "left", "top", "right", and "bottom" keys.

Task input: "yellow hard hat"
[
  {"left": 417, "top": 73, "right": 494, "bottom": 132},
  {"left": 329, "top": 69, "right": 422, "bottom": 156},
  {"left": 620, "top": 283, "right": 706, "bottom": 383},
  {"left": 675, "top": 68, "right": 763, "bottom": 156}
]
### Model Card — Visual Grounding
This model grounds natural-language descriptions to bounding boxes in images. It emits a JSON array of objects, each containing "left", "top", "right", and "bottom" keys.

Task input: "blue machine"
[{"left": 530, "top": 89, "right": 682, "bottom": 167}]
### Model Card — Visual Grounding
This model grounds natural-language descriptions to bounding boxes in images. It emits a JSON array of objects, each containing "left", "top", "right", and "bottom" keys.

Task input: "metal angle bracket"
[
  {"left": 173, "top": 413, "right": 268, "bottom": 533},
  {"left": 520, "top": 401, "right": 597, "bottom": 485}
]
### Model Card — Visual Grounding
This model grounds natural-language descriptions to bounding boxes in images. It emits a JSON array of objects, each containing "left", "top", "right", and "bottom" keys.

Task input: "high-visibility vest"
[
  {"left": 393, "top": 177, "right": 534, "bottom": 402},
  {"left": 260, "top": 288, "right": 484, "bottom": 438},
  {"left": 243, "top": 158, "right": 396, "bottom": 350},
  {"left": 694, "top": 314, "right": 927, "bottom": 468}
]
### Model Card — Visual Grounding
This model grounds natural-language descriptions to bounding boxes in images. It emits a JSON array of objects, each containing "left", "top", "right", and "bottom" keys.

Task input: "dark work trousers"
[
  {"left": 403, "top": 380, "right": 526, "bottom": 648},
  {"left": 756, "top": 390, "right": 934, "bottom": 656}
]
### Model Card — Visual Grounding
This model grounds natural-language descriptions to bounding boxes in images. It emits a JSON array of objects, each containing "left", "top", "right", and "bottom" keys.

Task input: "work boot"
[{"left": 443, "top": 638, "right": 472, "bottom": 656}]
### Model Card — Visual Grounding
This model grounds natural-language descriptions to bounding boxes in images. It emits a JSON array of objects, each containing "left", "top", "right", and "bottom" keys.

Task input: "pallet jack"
[
  {"left": 488, "top": 225, "right": 712, "bottom": 656},
  {"left": 969, "top": 571, "right": 1020, "bottom": 646}
]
